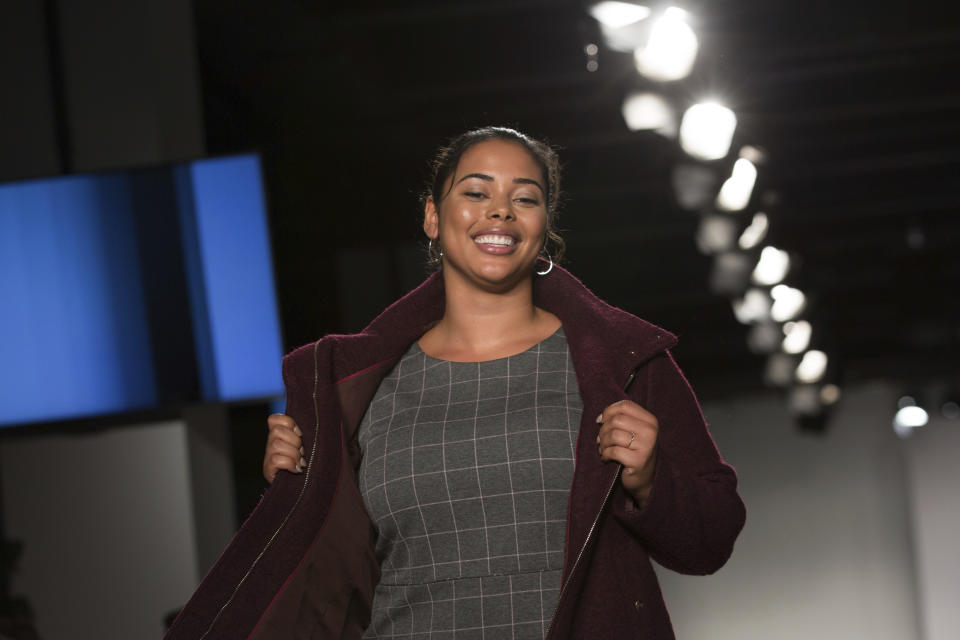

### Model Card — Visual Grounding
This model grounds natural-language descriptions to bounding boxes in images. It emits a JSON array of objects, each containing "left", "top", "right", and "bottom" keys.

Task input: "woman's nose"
[{"left": 487, "top": 197, "right": 515, "bottom": 220}]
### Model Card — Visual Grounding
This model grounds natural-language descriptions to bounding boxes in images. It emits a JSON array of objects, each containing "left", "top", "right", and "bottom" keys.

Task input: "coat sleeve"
[{"left": 612, "top": 349, "right": 746, "bottom": 575}]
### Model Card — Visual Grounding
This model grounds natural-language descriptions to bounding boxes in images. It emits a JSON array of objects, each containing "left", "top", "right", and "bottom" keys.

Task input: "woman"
[{"left": 166, "top": 127, "right": 745, "bottom": 639}]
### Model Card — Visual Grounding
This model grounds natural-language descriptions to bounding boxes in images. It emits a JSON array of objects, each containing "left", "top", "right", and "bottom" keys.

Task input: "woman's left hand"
[{"left": 597, "top": 399, "right": 659, "bottom": 506}]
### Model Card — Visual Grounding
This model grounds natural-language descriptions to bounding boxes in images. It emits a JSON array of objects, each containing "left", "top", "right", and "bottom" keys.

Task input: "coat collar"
[{"left": 326, "top": 265, "right": 677, "bottom": 385}]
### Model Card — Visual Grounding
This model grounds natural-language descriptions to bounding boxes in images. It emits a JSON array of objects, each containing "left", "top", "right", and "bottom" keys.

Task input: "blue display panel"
[
  {"left": 178, "top": 156, "right": 284, "bottom": 402},
  {"left": 0, "top": 154, "right": 283, "bottom": 428}
]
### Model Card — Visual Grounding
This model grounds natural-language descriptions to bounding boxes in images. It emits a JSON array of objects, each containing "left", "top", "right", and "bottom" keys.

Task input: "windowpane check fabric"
[{"left": 357, "top": 328, "right": 584, "bottom": 639}]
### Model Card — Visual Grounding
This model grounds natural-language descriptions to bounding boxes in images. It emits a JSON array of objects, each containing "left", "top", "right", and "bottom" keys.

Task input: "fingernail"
[
  {"left": 596, "top": 413, "right": 603, "bottom": 423},
  {"left": 299, "top": 456, "right": 307, "bottom": 469},
  {"left": 294, "top": 426, "right": 302, "bottom": 436},
  {"left": 299, "top": 446, "right": 305, "bottom": 456},
  {"left": 295, "top": 464, "right": 302, "bottom": 473},
  {"left": 595, "top": 436, "right": 600, "bottom": 445}
]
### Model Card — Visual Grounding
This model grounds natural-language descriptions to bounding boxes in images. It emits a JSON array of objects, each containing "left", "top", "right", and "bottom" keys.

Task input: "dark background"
[{"left": 194, "top": 0, "right": 960, "bottom": 406}]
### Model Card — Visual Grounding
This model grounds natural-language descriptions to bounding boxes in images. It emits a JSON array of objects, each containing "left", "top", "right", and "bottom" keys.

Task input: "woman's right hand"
[{"left": 263, "top": 414, "right": 305, "bottom": 483}]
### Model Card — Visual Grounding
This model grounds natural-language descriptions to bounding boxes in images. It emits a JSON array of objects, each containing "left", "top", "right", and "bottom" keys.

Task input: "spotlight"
[
  {"left": 738, "top": 212, "right": 769, "bottom": 250},
  {"left": 732, "top": 287, "right": 771, "bottom": 325},
  {"left": 708, "top": 252, "right": 754, "bottom": 296},
  {"left": 788, "top": 384, "right": 824, "bottom": 416},
  {"left": 589, "top": 1, "right": 651, "bottom": 29},
  {"left": 893, "top": 395, "right": 929, "bottom": 438},
  {"left": 770, "top": 284, "right": 806, "bottom": 322},
  {"left": 747, "top": 321, "right": 782, "bottom": 355},
  {"left": 679, "top": 102, "right": 737, "bottom": 161},
  {"left": 590, "top": 2, "right": 651, "bottom": 52},
  {"left": 820, "top": 383, "right": 842, "bottom": 406},
  {"left": 671, "top": 164, "right": 717, "bottom": 210},
  {"left": 621, "top": 92, "right": 676, "bottom": 135},
  {"left": 764, "top": 352, "right": 797, "bottom": 387},
  {"left": 716, "top": 158, "right": 758, "bottom": 211},
  {"left": 752, "top": 246, "right": 791, "bottom": 286},
  {"left": 795, "top": 350, "right": 828, "bottom": 384},
  {"left": 696, "top": 214, "right": 738, "bottom": 254},
  {"left": 634, "top": 7, "right": 699, "bottom": 82},
  {"left": 782, "top": 320, "right": 812, "bottom": 354}
]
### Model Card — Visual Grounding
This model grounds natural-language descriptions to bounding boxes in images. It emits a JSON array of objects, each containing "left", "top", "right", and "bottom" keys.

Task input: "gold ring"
[{"left": 628, "top": 431, "right": 636, "bottom": 449}]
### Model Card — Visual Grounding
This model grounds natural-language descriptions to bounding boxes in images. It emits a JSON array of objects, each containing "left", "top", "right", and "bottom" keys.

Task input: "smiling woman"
[{"left": 166, "top": 127, "right": 746, "bottom": 640}]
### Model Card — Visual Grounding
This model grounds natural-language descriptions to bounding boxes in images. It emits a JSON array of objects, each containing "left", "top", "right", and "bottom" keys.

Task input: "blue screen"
[{"left": 0, "top": 154, "right": 283, "bottom": 427}]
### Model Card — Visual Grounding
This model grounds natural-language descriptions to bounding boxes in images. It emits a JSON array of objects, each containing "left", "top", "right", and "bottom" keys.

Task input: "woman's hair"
[{"left": 424, "top": 126, "right": 565, "bottom": 269}]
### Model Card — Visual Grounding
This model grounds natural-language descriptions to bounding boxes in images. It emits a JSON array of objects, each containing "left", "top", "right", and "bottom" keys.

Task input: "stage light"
[
  {"left": 738, "top": 212, "right": 769, "bottom": 250},
  {"left": 621, "top": 92, "right": 676, "bottom": 135},
  {"left": 770, "top": 284, "right": 806, "bottom": 322},
  {"left": 732, "top": 287, "right": 771, "bottom": 324},
  {"left": 634, "top": 8, "right": 699, "bottom": 82},
  {"left": 589, "top": 1, "right": 651, "bottom": 28},
  {"left": 591, "top": 2, "right": 651, "bottom": 52},
  {"left": 716, "top": 158, "right": 758, "bottom": 211},
  {"left": 893, "top": 396, "right": 929, "bottom": 437},
  {"left": 709, "top": 251, "right": 754, "bottom": 296},
  {"left": 752, "top": 246, "right": 790, "bottom": 286},
  {"left": 782, "top": 320, "right": 812, "bottom": 354},
  {"left": 764, "top": 352, "right": 796, "bottom": 387},
  {"left": 795, "top": 350, "right": 828, "bottom": 384},
  {"left": 747, "top": 321, "right": 782, "bottom": 354},
  {"left": 788, "top": 384, "right": 823, "bottom": 416},
  {"left": 696, "top": 214, "right": 738, "bottom": 254},
  {"left": 671, "top": 164, "right": 717, "bottom": 209},
  {"left": 820, "top": 384, "right": 842, "bottom": 405},
  {"left": 679, "top": 102, "right": 737, "bottom": 161}
]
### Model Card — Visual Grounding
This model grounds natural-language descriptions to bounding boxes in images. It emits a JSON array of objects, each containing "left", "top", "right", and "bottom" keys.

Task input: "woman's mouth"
[{"left": 473, "top": 233, "right": 517, "bottom": 254}]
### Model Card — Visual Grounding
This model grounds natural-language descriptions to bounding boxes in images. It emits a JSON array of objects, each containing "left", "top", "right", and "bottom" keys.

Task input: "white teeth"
[{"left": 474, "top": 234, "right": 515, "bottom": 246}]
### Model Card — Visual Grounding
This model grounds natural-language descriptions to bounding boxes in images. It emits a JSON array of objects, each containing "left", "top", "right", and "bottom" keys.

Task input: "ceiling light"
[
  {"left": 764, "top": 353, "right": 796, "bottom": 387},
  {"left": 782, "top": 320, "right": 812, "bottom": 354},
  {"left": 752, "top": 246, "right": 790, "bottom": 286},
  {"left": 589, "top": 1, "right": 651, "bottom": 28},
  {"left": 679, "top": 102, "right": 737, "bottom": 161},
  {"left": 671, "top": 164, "right": 717, "bottom": 210},
  {"left": 621, "top": 92, "right": 676, "bottom": 135},
  {"left": 716, "top": 158, "right": 758, "bottom": 211},
  {"left": 732, "top": 288, "right": 771, "bottom": 324},
  {"left": 696, "top": 214, "right": 738, "bottom": 254},
  {"left": 738, "top": 212, "right": 769, "bottom": 250},
  {"left": 709, "top": 252, "right": 754, "bottom": 296},
  {"left": 795, "top": 350, "right": 828, "bottom": 383},
  {"left": 770, "top": 284, "right": 806, "bottom": 322},
  {"left": 747, "top": 321, "right": 782, "bottom": 354},
  {"left": 634, "top": 8, "right": 699, "bottom": 81}
]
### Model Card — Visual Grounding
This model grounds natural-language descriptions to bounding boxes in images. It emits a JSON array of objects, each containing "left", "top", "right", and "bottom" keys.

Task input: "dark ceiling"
[{"left": 194, "top": 0, "right": 960, "bottom": 403}]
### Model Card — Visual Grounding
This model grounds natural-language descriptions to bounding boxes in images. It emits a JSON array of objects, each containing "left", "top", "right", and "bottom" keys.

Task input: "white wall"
[
  {"left": 657, "top": 382, "right": 923, "bottom": 640},
  {"left": 0, "top": 421, "right": 200, "bottom": 639}
]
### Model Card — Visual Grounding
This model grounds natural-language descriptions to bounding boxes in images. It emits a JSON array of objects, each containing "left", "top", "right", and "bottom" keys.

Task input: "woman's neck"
[{"left": 418, "top": 273, "right": 560, "bottom": 362}]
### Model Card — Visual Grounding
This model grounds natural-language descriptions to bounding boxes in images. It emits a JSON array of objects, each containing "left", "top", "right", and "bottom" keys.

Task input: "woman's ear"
[{"left": 423, "top": 196, "right": 439, "bottom": 240}]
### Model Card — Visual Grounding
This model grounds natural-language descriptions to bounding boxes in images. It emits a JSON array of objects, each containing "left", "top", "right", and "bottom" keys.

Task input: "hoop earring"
[
  {"left": 429, "top": 238, "right": 443, "bottom": 259},
  {"left": 535, "top": 253, "right": 553, "bottom": 276}
]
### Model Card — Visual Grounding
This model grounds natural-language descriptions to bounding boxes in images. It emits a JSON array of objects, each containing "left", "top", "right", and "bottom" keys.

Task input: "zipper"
[
  {"left": 197, "top": 340, "right": 324, "bottom": 639},
  {"left": 544, "top": 361, "right": 645, "bottom": 640}
]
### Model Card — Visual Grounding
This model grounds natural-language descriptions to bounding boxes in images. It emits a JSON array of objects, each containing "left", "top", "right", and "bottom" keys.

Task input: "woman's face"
[{"left": 424, "top": 139, "right": 548, "bottom": 292}]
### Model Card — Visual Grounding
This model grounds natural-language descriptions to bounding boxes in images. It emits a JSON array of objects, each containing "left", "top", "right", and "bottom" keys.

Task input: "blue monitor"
[{"left": 0, "top": 154, "right": 284, "bottom": 428}]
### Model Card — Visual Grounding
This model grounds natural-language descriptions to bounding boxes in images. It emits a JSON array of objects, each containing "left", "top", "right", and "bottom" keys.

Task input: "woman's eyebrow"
[{"left": 455, "top": 173, "right": 544, "bottom": 193}]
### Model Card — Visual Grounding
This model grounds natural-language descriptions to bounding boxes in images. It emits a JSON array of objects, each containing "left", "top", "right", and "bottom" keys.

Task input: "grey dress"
[{"left": 357, "top": 328, "right": 584, "bottom": 639}]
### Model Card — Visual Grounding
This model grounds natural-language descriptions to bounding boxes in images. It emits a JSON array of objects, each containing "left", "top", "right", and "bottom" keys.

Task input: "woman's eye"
[
  {"left": 515, "top": 197, "right": 540, "bottom": 206},
  {"left": 464, "top": 191, "right": 487, "bottom": 199}
]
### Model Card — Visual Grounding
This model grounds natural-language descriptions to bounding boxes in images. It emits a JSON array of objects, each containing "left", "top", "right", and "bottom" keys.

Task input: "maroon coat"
[{"left": 167, "top": 266, "right": 745, "bottom": 639}]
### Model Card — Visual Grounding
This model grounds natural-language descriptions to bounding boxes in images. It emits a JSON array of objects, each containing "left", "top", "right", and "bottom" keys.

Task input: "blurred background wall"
[{"left": 0, "top": 1, "right": 957, "bottom": 639}]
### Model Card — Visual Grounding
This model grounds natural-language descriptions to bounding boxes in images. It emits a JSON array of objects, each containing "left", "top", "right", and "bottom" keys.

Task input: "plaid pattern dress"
[{"left": 357, "top": 328, "right": 583, "bottom": 639}]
